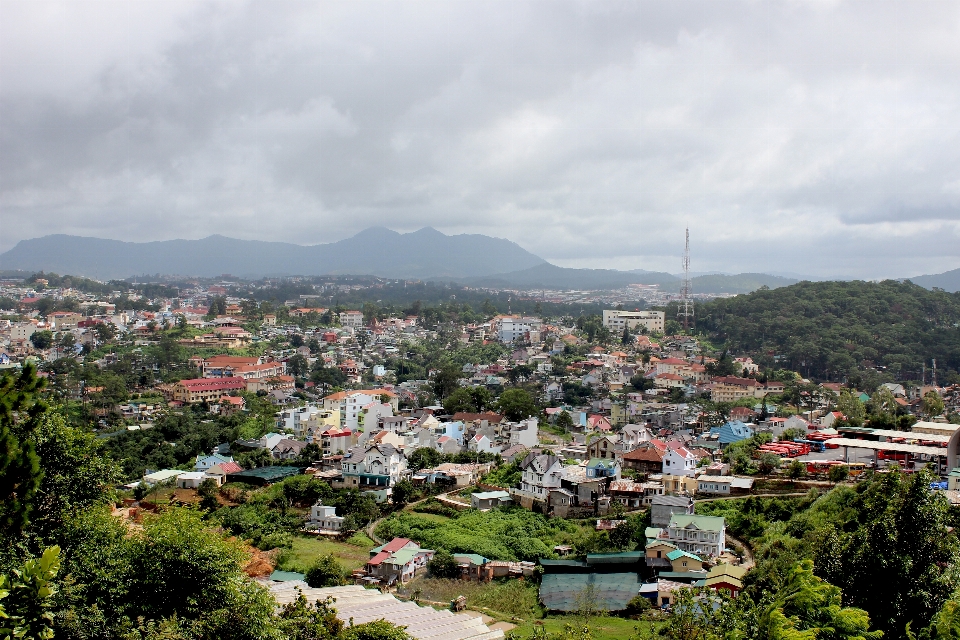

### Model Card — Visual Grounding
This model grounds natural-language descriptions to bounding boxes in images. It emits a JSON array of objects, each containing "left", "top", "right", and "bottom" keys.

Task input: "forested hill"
[{"left": 692, "top": 280, "right": 960, "bottom": 385}]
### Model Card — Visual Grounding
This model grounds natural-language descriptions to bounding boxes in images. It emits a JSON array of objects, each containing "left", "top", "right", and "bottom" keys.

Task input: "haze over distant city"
[{"left": 2, "top": 1, "right": 960, "bottom": 279}]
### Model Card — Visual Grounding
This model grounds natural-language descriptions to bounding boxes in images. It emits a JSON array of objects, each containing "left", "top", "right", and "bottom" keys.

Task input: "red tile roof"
[{"left": 380, "top": 538, "right": 412, "bottom": 553}]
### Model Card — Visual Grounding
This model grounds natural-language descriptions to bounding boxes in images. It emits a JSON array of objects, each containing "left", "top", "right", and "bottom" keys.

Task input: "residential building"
[
  {"left": 322, "top": 390, "right": 399, "bottom": 430},
  {"left": 471, "top": 490, "right": 512, "bottom": 510},
  {"left": 172, "top": 377, "right": 246, "bottom": 403},
  {"left": 339, "top": 310, "right": 365, "bottom": 329},
  {"left": 518, "top": 454, "right": 564, "bottom": 498},
  {"left": 601, "top": 310, "right": 665, "bottom": 333},
  {"left": 340, "top": 444, "right": 407, "bottom": 490},
  {"left": 621, "top": 444, "right": 667, "bottom": 475},
  {"left": 664, "top": 514, "right": 726, "bottom": 558},
  {"left": 195, "top": 453, "right": 234, "bottom": 471},
  {"left": 662, "top": 446, "right": 699, "bottom": 477},
  {"left": 650, "top": 494, "right": 694, "bottom": 527},
  {"left": 586, "top": 435, "right": 618, "bottom": 460},
  {"left": 710, "top": 377, "right": 760, "bottom": 403},
  {"left": 272, "top": 438, "right": 308, "bottom": 460},
  {"left": 696, "top": 475, "right": 755, "bottom": 496},
  {"left": 709, "top": 421, "right": 754, "bottom": 447},
  {"left": 305, "top": 501, "right": 345, "bottom": 533}
]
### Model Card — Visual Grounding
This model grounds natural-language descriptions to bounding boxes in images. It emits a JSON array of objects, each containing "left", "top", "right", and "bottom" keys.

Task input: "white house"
[
  {"left": 662, "top": 446, "right": 699, "bottom": 478},
  {"left": 340, "top": 444, "right": 407, "bottom": 490},
  {"left": 518, "top": 454, "right": 564, "bottom": 497},
  {"left": 306, "top": 501, "right": 345, "bottom": 533},
  {"left": 509, "top": 417, "right": 540, "bottom": 449},
  {"left": 621, "top": 424, "right": 652, "bottom": 448},
  {"left": 467, "top": 434, "right": 500, "bottom": 455},
  {"left": 176, "top": 471, "right": 210, "bottom": 489}
]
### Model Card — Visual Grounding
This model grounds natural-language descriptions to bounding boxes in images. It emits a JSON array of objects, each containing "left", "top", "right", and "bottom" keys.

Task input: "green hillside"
[{"left": 691, "top": 280, "right": 960, "bottom": 385}]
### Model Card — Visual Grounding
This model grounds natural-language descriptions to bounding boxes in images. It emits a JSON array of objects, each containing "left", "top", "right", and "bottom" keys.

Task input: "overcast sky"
[{"left": 2, "top": 0, "right": 959, "bottom": 279}]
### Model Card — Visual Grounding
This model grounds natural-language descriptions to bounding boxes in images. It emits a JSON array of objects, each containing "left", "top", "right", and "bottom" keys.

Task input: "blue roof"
[{"left": 709, "top": 420, "right": 754, "bottom": 445}]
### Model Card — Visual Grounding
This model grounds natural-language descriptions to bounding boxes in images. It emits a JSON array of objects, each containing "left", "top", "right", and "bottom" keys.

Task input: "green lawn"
[
  {"left": 510, "top": 615, "right": 661, "bottom": 640},
  {"left": 277, "top": 533, "right": 376, "bottom": 573}
]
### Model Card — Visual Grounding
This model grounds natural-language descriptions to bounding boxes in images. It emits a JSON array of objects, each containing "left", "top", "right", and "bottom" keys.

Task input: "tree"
[
  {"left": 837, "top": 390, "right": 866, "bottom": 424},
  {"left": 288, "top": 354, "right": 309, "bottom": 379},
  {"left": 391, "top": 479, "right": 415, "bottom": 507},
  {"left": 442, "top": 388, "right": 477, "bottom": 414},
  {"left": 497, "top": 388, "right": 538, "bottom": 422},
  {"left": 828, "top": 464, "right": 849, "bottom": 484},
  {"left": 432, "top": 366, "right": 462, "bottom": 400},
  {"left": 757, "top": 453, "right": 782, "bottom": 475},
  {"left": 468, "top": 386, "right": 492, "bottom": 412},
  {"left": 304, "top": 554, "right": 346, "bottom": 588},
  {"left": 756, "top": 559, "right": 880, "bottom": 640},
  {"left": 923, "top": 391, "right": 945, "bottom": 419},
  {"left": 786, "top": 459, "right": 806, "bottom": 479},
  {"left": 623, "top": 594, "right": 651, "bottom": 618},
  {"left": 198, "top": 478, "right": 220, "bottom": 511},
  {"left": 406, "top": 447, "right": 442, "bottom": 472},
  {"left": 427, "top": 550, "right": 461, "bottom": 579},
  {"left": 0, "top": 546, "right": 61, "bottom": 640},
  {"left": 554, "top": 411, "right": 575, "bottom": 432},
  {"left": 127, "top": 508, "right": 248, "bottom": 621},
  {"left": 0, "top": 364, "right": 46, "bottom": 533},
  {"left": 30, "top": 330, "right": 54, "bottom": 350},
  {"left": 823, "top": 469, "right": 959, "bottom": 637}
]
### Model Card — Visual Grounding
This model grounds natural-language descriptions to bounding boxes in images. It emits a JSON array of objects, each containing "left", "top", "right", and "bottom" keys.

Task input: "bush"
[
  {"left": 428, "top": 550, "right": 461, "bottom": 579},
  {"left": 304, "top": 554, "right": 346, "bottom": 588},
  {"left": 623, "top": 594, "right": 652, "bottom": 617}
]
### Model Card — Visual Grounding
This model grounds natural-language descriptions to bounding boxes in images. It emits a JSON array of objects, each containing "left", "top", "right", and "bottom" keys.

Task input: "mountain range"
[{"left": 1, "top": 229, "right": 958, "bottom": 294}]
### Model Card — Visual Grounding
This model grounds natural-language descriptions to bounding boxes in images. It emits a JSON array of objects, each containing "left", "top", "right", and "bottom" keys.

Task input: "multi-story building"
[
  {"left": 339, "top": 310, "right": 365, "bottom": 329},
  {"left": 322, "top": 389, "right": 399, "bottom": 430},
  {"left": 172, "top": 377, "right": 246, "bottom": 403},
  {"left": 664, "top": 513, "right": 726, "bottom": 558},
  {"left": 601, "top": 310, "right": 665, "bottom": 333},
  {"left": 517, "top": 454, "right": 564, "bottom": 497},
  {"left": 340, "top": 443, "right": 407, "bottom": 490},
  {"left": 710, "top": 376, "right": 760, "bottom": 403}
]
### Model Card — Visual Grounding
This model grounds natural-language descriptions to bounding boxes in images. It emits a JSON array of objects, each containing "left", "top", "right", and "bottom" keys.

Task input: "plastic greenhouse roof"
[{"left": 539, "top": 573, "right": 641, "bottom": 612}]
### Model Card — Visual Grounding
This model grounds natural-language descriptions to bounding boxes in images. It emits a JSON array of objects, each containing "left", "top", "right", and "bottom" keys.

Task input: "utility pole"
[
  {"left": 933, "top": 359, "right": 938, "bottom": 387},
  {"left": 677, "top": 228, "right": 695, "bottom": 331}
]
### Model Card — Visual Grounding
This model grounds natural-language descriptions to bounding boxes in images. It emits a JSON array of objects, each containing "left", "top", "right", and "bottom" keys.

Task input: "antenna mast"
[{"left": 678, "top": 228, "right": 694, "bottom": 330}]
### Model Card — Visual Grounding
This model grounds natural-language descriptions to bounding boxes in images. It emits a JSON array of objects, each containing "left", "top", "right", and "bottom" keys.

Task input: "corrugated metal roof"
[{"left": 825, "top": 438, "right": 947, "bottom": 456}]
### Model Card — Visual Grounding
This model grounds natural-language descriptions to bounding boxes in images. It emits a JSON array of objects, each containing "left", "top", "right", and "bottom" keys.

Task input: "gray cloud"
[{"left": 2, "top": 0, "right": 959, "bottom": 279}]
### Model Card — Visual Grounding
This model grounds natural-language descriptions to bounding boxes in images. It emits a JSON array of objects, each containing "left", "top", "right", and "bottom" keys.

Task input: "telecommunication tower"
[{"left": 678, "top": 228, "right": 694, "bottom": 330}]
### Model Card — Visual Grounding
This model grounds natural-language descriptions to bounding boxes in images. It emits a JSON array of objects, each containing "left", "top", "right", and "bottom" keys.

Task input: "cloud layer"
[{"left": 2, "top": 0, "right": 959, "bottom": 278}]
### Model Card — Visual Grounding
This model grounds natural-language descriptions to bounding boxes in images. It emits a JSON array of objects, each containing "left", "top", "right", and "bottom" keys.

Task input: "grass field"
[
  {"left": 510, "top": 615, "right": 662, "bottom": 640},
  {"left": 276, "top": 532, "right": 376, "bottom": 573},
  {"left": 398, "top": 577, "right": 542, "bottom": 620},
  {"left": 406, "top": 512, "right": 452, "bottom": 523}
]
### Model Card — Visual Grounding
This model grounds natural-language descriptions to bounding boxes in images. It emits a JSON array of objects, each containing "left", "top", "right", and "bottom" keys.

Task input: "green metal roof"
[
  {"left": 269, "top": 570, "right": 305, "bottom": 582},
  {"left": 385, "top": 549, "right": 419, "bottom": 566},
  {"left": 668, "top": 514, "right": 725, "bottom": 532},
  {"left": 225, "top": 466, "right": 301, "bottom": 484},
  {"left": 585, "top": 551, "right": 645, "bottom": 564},
  {"left": 453, "top": 553, "right": 488, "bottom": 566},
  {"left": 666, "top": 549, "right": 702, "bottom": 562},
  {"left": 539, "top": 572, "right": 642, "bottom": 612}
]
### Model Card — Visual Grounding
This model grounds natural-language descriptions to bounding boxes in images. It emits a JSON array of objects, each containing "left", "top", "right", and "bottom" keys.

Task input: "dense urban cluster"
[{"left": 2, "top": 271, "right": 960, "bottom": 640}]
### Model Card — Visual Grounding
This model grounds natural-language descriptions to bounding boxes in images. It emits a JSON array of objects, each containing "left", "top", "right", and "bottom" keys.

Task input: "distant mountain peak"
[{"left": 410, "top": 226, "right": 446, "bottom": 237}]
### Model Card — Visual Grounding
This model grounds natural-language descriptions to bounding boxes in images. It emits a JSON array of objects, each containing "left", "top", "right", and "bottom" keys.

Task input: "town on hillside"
[{"left": 3, "top": 271, "right": 960, "bottom": 639}]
